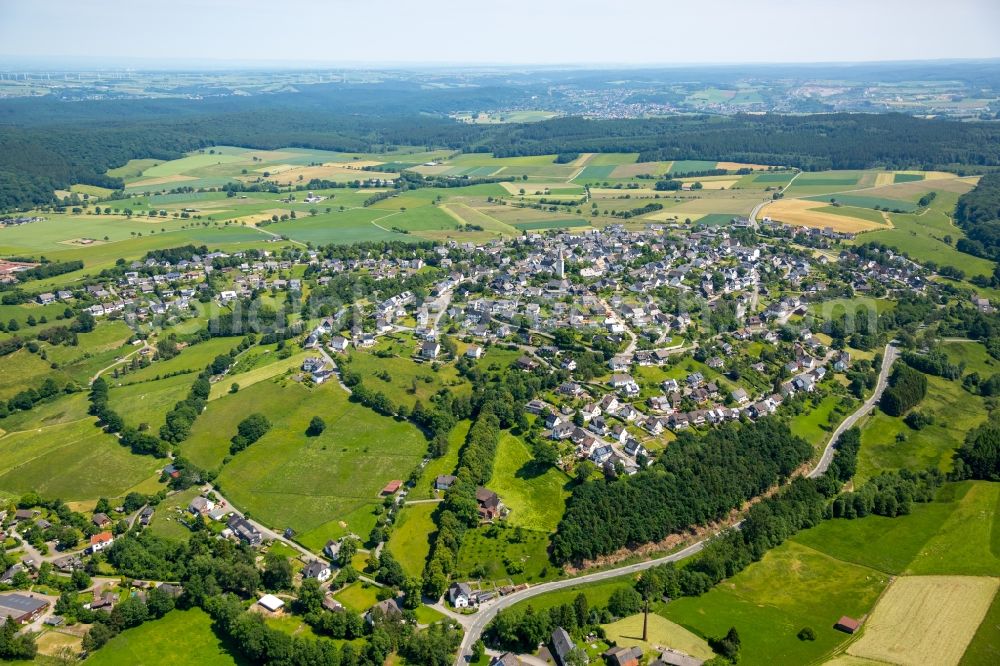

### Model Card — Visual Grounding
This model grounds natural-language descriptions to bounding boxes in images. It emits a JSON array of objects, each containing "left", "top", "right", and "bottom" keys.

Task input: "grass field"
[
  {"left": 856, "top": 375, "right": 984, "bottom": 483},
  {"left": 85, "top": 607, "right": 245, "bottom": 665},
  {"left": 489, "top": 432, "right": 570, "bottom": 532},
  {"left": 847, "top": 576, "right": 998, "bottom": 666},
  {"left": 109, "top": 372, "right": 195, "bottom": 430},
  {"left": 603, "top": 613, "right": 714, "bottom": 661},
  {"left": 904, "top": 481, "right": 1000, "bottom": 576},
  {"left": 808, "top": 194, "right": 919, "bottom": 212},
  {"left": 457, "top": 524, "right": 554, "bottom": 585},
  {"left": 862, "top": 187, "right": 992, "bottom": 278},
  {"left": 386, "top": 501, "right": 437, "bottom": 577},
  {"left": 0, "top": 396, "right": 160, "bottom": 500},
  {"left": 788, "top": 394, "right": 853, "bottom": 450},
  {"left": 209, "top": 380, "right": 427, "bottom": 549},
  {"left": 343, "top": 337, "right": 469, "bottom": 410},
  {"left": 663, "top": 540, "right": 888, "bottom": 666},
  {"left": 146, "top": 487, "right": 201, "bottom": 542},
  {"left": 410, "top": 420, "right": 470, "bottom": 500},
  {"left": 512, "top": 218, "right": 589, "bottom": 231},
  {"left": 333, "top": 581, "right": 382, "bottom": 613},
  {"left": 962, "top": 590, "right": 1000, "bottom": 665}
]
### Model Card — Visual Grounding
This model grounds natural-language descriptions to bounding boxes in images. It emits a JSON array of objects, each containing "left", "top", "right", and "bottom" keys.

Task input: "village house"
[
  {"left": 303, "top": 561, "right": 332, "bottom": 582},
  {"left": 476, "top": 487, "right": 502, "bottom": 521}
]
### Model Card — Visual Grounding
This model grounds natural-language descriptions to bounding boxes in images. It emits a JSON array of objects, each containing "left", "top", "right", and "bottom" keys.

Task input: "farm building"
[
  {"left": 604, "top": 645, "right": 643, "bottom": 666},
  {"left": 381, "top": 480, "right": 403, "bottom": 495},
  {"left": 258, "top": 594, "right": 285, "bottom": 612},
  {"left": 835, "top": 616, "right": 861, "bottom": 634},
  {"left": 0, "top": 594, "right": 49, "bottom": 623},
  {"left": 652, "top": 648, "right": 704, "bottom": 666}
]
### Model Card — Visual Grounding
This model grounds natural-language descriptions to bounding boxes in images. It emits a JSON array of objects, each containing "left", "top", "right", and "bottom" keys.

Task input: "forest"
[
  {"left": 955, "top": 173, "right": 1000, "bottom": 260},
  {"left": 4, "top": 84, "right": 1000, "bottom": 210},
  {"left": 551, "top": 418, "right": 812, "bottom": 563}
]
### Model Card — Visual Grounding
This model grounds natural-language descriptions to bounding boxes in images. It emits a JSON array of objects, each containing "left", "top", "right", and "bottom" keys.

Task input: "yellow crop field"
[
  {"left": 846, "top": 575, "right": 998, "bottom": 666},
  {"left": 678, "top": 178, "right": 739, "bottom": 190},
  {"left": 499, "top": 182, "right": 580, "bottom": 195},
  {"left": 716, "top": 161, "right": 774, "bottom": 171},
  {"left": 129, "top": 174, "right": 197, "bottom": 188},
  {"left": 590, "top": 187, "right": 663, "bottom": 198},
  {"left": 262, "top": 162, "right": 391, "bottom": 185},
  {"left": 765, "top": 199, "right": 885, "bottom": 232},
  {"left": 873, "top": 172, "right": 895, "bottom": 187},
  {"left": 610, "top": 161, "right": 672, "bottom": 178}
]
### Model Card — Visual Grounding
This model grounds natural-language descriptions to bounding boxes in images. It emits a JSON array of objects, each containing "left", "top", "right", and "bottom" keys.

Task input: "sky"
[{"left": 1, "top": 0, "right": 999, "bottom": 67}]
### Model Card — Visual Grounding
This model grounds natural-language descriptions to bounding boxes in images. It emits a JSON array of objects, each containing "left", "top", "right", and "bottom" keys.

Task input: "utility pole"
[{"left": 642, "top": 598, "right": 649, "bottom": 642}]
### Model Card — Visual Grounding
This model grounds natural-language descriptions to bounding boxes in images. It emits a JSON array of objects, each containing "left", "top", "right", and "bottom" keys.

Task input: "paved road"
[
  {"left": 809, "top": 343, "right": 897, "bottom": 478},
  {"left": 454, "top": 538, "right": 712, "bottom": 663},
  {"left": 453, "top": 342, "right": 899, "bottom": 664}
]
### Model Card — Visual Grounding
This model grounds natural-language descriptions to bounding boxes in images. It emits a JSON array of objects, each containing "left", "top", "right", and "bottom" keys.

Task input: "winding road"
[{"left": 452, "top": 343, "right": 898, "bottom": 664}]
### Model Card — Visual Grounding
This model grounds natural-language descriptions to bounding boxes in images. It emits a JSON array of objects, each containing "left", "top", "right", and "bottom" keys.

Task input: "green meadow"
[
  {"left": 490, "top": 432, "right": 570, "bottom": 533},
  {"left": 856, "top": 374, "right": 984, "bottom": 483},
  {"left": 210, "top": 380, "right": 427, "bottom": 548},
  {"left": 84, "top": 608, "right": 246, "bottom": 666},
  {"left": 386, "top": 501, "right": 438, "bottom": 577}
]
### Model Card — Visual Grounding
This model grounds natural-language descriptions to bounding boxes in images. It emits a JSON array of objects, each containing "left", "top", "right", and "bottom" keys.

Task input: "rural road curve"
[
  {"left": 809, "top": 343, "right": 897, "bottom": 478},
  {"left": 454, "top": 342, "right": 899, "bottom": 664}
]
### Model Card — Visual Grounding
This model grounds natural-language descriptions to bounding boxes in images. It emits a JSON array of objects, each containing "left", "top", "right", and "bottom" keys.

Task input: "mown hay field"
[
  {"left": 765, "top": 199, "right": 886, "bottom": 232},
  {"left": 846, "top": 575, "right": 998, "bottom": 666}
]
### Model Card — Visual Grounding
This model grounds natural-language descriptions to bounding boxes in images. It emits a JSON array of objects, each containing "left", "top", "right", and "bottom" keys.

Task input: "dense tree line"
[
  {"left": 144, "top": 244, "right": 209, "bottom": 264},
  {"left": 0, "top": 376, "right": 76, "bottom": 418},
  {"left": 830, "top": 469, "right": 942, "bottom": 518},
  {"left": 8, "top": 260, "right": 83, "bottom": 283},
  {"left": 953, "top": 421, "right": 1000, "bottom": 481},
  {"left": 879, "top": 364, "right": 928, "bottom": 416},
  {"left": 421, "top": 405, "right": 503, "bottom": 598},
  {"left": 954, "top": 173, "right": 1000, "bottom": 260},
  {"left": 229, "top": 413, "right": 272, "bottom": 454},
  {"left": 901, "top": 349, "right": 962, "bottom": 380},
  {"left": 552, "top": 418, "right": 812, "bottom": 563}
]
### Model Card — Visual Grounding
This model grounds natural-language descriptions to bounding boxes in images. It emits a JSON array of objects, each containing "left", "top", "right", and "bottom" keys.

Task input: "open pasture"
[
  {"left": 604, "top": 614, "right": 714, "bottom": 661},
  {"left": 211, "top": 381, "right": 426, "bottom": 546},
  {"left": 808, "top": 193, "right": 918, "bottom": 212},
  {"left": 0, "top": 404, "right": 160, "bottom": 500},
  {"left": 85, "top": 607, "right": 244, "bottom": 666},
  {"left": 440, "top": 203, "right": 519, "bottom": 237},
  {"left": 863, "top": 189, "right": 994, "bottom": 278},
  {"left": 846, "top": 575, "right": 998, "bottom": 666},
  {"left": 856, "top": 375, "right": 984, "bottom": 483},
  {"left": 490, "top": 432, "right": 570, "bottom": 532},
  {"left": 662, "top": 540, "right": 888, "bottom": 666},
  {"left": 764, "top": 199, "right": 885, "bottom": 232},
  {"left": 668, "top": 160, "right": 718, "bottom": 174},
  {"left": 386, "top": 501, "right": 437, "bottom": 577},
  {"left": 344, "top": 337, "right": 470, "bottom": 410}
]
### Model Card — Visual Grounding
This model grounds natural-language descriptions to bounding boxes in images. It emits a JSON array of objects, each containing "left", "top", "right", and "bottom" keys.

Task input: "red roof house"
[{"left": 381, "top": 480, "right": 402, "bottom": 495}]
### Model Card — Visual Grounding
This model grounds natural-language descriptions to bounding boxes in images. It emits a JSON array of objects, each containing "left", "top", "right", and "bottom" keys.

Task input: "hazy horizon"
[{"left": 2, "top": 0, "right": 999, "bottom": 67}]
